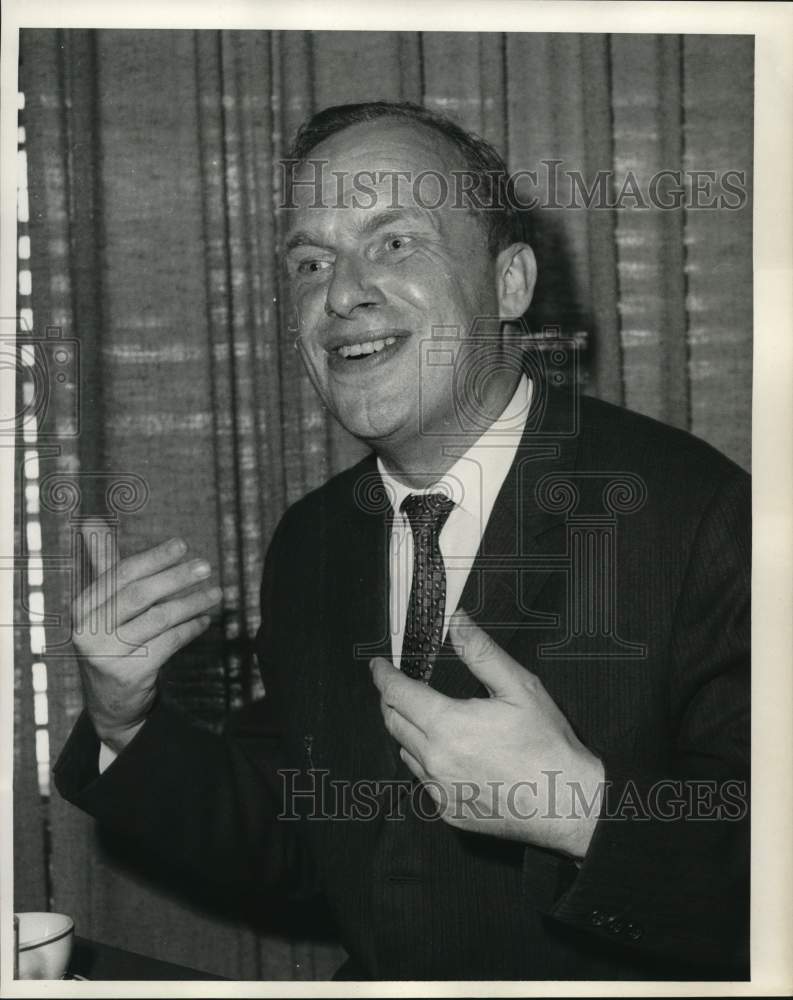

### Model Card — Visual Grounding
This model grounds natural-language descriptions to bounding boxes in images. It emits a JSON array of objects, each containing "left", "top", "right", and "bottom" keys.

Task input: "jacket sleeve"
[
  {"left": 53, "top": 513, "right": 312, "bottom": 909},
  {"left": 538, "top": 467, "right": 750, "bottom": 976}
]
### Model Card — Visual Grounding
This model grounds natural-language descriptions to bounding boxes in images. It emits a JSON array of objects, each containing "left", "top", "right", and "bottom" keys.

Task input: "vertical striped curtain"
[{"left": 16, "top": 29, "right": 752, "bottom": 979}]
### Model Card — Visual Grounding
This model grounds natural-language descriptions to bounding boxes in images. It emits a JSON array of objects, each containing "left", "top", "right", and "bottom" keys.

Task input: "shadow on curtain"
[{"left": 15, "top": 28, "right": 752, "bottom": 979}]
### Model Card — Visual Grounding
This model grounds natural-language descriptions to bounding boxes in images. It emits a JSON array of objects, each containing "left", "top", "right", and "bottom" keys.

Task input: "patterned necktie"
[{"left": 400, "top": 492, "right": 456, "bottom": 682}]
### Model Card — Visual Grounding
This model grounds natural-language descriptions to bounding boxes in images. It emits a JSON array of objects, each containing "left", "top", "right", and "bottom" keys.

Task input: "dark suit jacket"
[{"left": 55, "top": 385, "right": 750, "bottom": 980}]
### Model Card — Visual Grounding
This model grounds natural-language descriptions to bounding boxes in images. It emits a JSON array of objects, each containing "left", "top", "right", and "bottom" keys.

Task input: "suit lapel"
[
  {"left": 326, "top": 459, "right": 400, "bottom": 780},
  {"left": 429, "top": 384, "right": 581, "bottom": 701}
]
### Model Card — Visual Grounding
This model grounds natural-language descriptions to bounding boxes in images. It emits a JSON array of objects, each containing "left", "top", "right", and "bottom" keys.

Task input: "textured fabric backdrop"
[{"left": 16, "top": 29, "right": 753, "bottom": 979}]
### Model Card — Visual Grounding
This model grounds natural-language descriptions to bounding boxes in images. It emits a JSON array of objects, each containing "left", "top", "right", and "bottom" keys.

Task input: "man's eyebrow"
[
  {"left": 355, "top": 207, "right": 438, "bottom": 237},
  {"left": 284, "top": 230, "right": 329, "bottom": 254},
  {"left": 284, "top": 208, "right": 438, "bottom": 255}
]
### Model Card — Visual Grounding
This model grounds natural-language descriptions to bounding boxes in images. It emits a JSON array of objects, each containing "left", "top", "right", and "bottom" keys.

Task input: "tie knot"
[{"left": 400, "top": 492, "right": 455, "bottom": 534}]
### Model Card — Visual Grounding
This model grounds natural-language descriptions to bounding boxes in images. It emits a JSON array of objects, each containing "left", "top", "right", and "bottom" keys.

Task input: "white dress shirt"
[
  {"left": 377, "top": 375, "right": 532, "bottom": 665},
  {"left": 100, "top": 375, "right": 532, "bottom": 773}
]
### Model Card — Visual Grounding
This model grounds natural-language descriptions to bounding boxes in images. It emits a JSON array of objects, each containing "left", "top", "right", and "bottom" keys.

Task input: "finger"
[
  {"left": 118, "top": 585, "right": 222, "bottom": 647},
  {"left": 135, "top": 613, "right": 212, "bottom": 667},
  {"left": 448, "top": 609, "right": 533, "bottom": 700},
  {"left": 370, "top": 657, "right": 449, "bottom": 732},
  {"left": 74, "top": 535, "right": 189, "bottom": 626},
  {"left": 111, "top": 557, "right": 214, "bottom": 628},
  {"left": 399, "top": 747, "right": 429, "bottom": 782},
  {"left": 380, "top": 701, "right": 428, "bottom": 762}
]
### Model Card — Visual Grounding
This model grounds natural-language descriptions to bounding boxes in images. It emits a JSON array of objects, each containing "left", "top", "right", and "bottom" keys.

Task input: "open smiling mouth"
[
  {"left": 326, "top": 331, "right": 410, "bottom": 373},
  {"left": 336, "top": 336, "right": 398, "bottom": 359}
]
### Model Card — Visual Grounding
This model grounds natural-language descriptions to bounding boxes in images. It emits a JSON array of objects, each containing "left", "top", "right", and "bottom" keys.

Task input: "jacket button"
[
  {"left": 625, "top": 922, "right": 644, "bottom": 941},
  {"left": 590, "top": 910, "right": 606, "bottom": 927},
  {"left": 606, "top": 917, "right": 625, "bottom": 935}
]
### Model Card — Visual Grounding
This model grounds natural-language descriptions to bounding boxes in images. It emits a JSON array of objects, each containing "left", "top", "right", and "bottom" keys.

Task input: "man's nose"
[{"left": 325, "top": 254, "right": 384, "bottom": 318}]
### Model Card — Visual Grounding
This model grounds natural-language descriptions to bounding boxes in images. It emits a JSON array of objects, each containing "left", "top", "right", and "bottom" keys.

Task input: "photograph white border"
[{"left": 1, "top": 2, "right": 791, "bottom": 996}]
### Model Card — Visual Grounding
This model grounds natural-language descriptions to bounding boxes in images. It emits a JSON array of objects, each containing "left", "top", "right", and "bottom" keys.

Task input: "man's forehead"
[
  {"left": 299, "top": 118, "right": 459, "bottom": 175},
  {"left": 285, "top": 118, "right": 464, "bottom": 212}
]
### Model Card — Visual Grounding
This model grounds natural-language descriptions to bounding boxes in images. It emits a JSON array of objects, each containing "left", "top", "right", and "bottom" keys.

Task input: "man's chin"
[{"left": 331, "top": 405, "right": 412, "bottom": 449}]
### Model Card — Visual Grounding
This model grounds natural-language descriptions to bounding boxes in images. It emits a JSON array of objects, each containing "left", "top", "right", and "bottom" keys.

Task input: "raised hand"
[
  {"left": 72, "top": 521, "right": 222, "bottom": 753},
  {"left": 371, "top": 609, "right": 605, "bottom": 858}
]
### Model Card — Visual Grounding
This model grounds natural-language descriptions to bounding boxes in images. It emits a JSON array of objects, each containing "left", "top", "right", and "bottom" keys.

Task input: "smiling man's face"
[{"left": 283, "top": 118, "right": 505, "bottom": 460}]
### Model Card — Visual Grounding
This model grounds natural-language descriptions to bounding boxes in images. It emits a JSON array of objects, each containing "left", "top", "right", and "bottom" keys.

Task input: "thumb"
[{"left": 448, "top": 609, "right": 527, "bottom": 699}]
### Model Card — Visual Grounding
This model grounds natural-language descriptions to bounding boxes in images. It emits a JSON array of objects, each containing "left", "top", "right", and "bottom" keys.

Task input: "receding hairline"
[{"left": 293, "top": 115, "right": 478, "bottom": 178}]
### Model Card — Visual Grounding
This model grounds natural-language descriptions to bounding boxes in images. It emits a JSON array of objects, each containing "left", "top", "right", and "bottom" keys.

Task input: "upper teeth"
[{"left": 337, "top": 336, "right": 397, "bottom": 358}]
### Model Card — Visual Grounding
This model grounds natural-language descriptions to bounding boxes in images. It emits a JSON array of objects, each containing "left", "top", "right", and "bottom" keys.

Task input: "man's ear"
[{"left": 496, "top": 243, "right": 537, "bottom": 321}]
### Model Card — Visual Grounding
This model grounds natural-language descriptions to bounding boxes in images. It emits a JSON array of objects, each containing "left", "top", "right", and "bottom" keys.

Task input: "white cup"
[{"left": 15, "top": 912, "right": 74, "bottom": 980}]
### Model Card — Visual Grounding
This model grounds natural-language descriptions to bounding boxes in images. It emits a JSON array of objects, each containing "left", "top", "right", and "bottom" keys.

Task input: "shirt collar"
[{"left": 377, "top": 375, "right": 532, "bottom": 519}]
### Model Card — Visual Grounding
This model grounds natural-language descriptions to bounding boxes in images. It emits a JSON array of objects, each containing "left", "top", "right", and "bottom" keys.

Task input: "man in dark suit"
[{"left": 55, "top": 102, "right": 749, "bottom": 980}]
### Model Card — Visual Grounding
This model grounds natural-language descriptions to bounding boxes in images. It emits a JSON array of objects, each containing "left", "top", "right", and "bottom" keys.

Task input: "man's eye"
[
  {"left": 296, "top": 259, "right": 331, "bottom": 275},
  {"left": 384, "top": 235, "right": 412, "bottom": 252}
]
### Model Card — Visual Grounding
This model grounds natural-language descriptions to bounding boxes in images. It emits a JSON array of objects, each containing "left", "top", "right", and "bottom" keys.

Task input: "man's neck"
[{"left": 375, "top": 371, "right": 523, "bottom": 490}]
